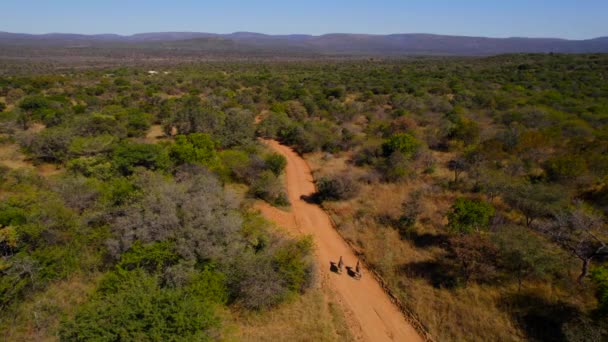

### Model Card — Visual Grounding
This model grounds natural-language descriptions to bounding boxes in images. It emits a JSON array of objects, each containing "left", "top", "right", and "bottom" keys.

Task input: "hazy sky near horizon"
[{"left": 1, "top": 0, "right": 606, "bottom": 39}]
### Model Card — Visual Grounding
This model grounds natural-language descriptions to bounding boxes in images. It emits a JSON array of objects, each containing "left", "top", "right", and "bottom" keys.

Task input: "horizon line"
[{"left": 1, "top": 30, "right": 606, "bottom": 41}]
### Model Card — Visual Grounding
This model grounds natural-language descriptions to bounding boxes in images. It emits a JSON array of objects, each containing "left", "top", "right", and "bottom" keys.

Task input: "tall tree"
[
  {"left": 542, "top": 202, "right": 608, "bottom": 283},
  {"left": 504, "top": 183, "right": 564, "bottom": 227}
]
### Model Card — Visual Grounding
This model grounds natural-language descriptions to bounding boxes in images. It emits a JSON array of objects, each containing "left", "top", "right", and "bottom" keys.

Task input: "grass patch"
[
  {"left": 232, "top": 288, "right": 354, "bottom": 342},
  {"left": 1, "top": 273, "right": 102, "bottom": 342}
]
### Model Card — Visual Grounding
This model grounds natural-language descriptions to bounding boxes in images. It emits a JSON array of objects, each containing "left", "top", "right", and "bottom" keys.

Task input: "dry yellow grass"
[
  {"left": 1, "top": 273, "right": 102, "bottom": 342},
  {"left": 404, "top": 281, "right": 524, "bottom": 342},
  {"left": 0, "top": 143, "right": 30, "bottom": 170},
  {"left": 0, "top": 142, "right": 64, "bottom": 177},
  {"left": 322, "top": 200, "right": 528, "bottom": 339},
  {"left": 230, "top": 287, "right": 354, "bottom": 342},
  {"left": 306, "top": 151, "right": 351, "bottom": 178},
  {"left": 0, "top": 96, "right": 14, "bottom": 112},
  {"left": 143, "top": 124, "right": 168, "bottom": 143},
  {"left": 305, "top": 151, "right": 550, "bottom": 341},
  {"left": 27, "top": 123, "right": 46, "bottom": 134}
]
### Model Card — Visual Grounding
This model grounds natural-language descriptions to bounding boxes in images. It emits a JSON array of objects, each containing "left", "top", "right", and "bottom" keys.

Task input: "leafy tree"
[
  {"left": 380, "top": 151, "right": 413, "bottom": 182},
  {"left": 67, "top": 156, "right": 114, "bottom": 180},
  {"left": 544, "top": 155, "right": 588, "bottom": 183},
  {"left": 462, "top": 147, "right": 485, "bottom": 186},
  {"left": 447, "top": 115, "right": 480, "bottom": 146},
  {"left": 447, "top": 198, "right": 495, "bottom": 234},
  {"left": 101, "top": 177, "right": 139, "bottom": 207},
  {"left": 75, "top": 114, "right": 127, "bottom": 138},
  {"left": 113, "top": 142, "right": 171, "bottom": 175},
  {"left": 478, "top": 169, "right": 512, "bottom": 202},
  {"left": 284, "top": 100, "right": 308, "bottom": 120},
  {"left": 217, "top": 150, "right": 254, "bottom": 183},
  {"left": 382, "top": 133, "right": 420, "bottom": 158},
  {"left": 504, "top": 183, "right": 564, "bottom": 227},
  {"left": 256, "top": 112, "right": 292, "bottom": 139},
  {"left": 220, "top": 108, "right": 255, "bottom": 148},
  {"left": 170, "top": 133, "right": 217, "bottom": 167},
  {"left": 26, "top": 126, "right": 74, "bottom": 162},
  {"left": 493, "top": 226, "right": 559, "bottom": 291},
  {"left": 166, "top": 97, "right": 225, "bottom": 136},
  {"left": 124, "top": 109, "right": 152, "bottom": 137},
  {"left": 448, "top": 157, "right": 467, "bottom": 183},
  {"left": 17, "top": 95, "right": 50, "bottom": 129},
  {"left": 325, "top": 86, "right": 346, "bottom": 100},
  {"left": 278, "top": 121, "right": 339, "bottom": 154}
]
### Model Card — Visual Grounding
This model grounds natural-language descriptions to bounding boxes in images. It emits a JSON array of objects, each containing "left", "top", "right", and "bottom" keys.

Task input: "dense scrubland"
[{"left": 0, "top": 54, "right": 607, "bottom": 341}]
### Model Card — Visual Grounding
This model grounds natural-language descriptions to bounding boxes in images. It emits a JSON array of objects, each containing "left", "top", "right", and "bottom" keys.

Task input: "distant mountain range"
[{"left": 1, "top": 31, "right": 607, "bottom": 56}]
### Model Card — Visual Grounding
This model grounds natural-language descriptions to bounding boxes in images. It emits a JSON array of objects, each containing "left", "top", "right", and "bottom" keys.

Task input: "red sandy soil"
[{"left": 257, "top": 139, "right": 423, "bottom": 342}]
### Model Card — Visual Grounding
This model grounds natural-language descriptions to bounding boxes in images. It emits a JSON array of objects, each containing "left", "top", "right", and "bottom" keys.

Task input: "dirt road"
[{"left": 259, "top": 139, "right": 424, "bottom": 342}]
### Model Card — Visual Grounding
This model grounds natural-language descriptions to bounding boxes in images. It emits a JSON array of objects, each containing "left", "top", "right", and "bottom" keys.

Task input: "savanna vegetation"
[
  {"left": 0, "top": 64, "right": 318, "bottom": 341},
  {"left": 0, "top": 53, "right": 607, "bottom": 341}
]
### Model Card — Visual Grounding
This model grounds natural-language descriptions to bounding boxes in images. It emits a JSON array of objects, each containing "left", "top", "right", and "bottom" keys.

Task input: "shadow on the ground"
[
  {"left": 400, "top": 260, "right": 458, "bottom": 289},
  {"left": 300, "top": 193, "right": 320, "bottom": 204},
  {"left": 499, "top": 292, "right": 585, "bottom": 342},
  {"left": 330, "top": 261, "right": 342, "bottom": 274},
  {"left": 408, "top": 231, "right": 448, "bottom": 248},
  {"left": 346, "top": 266, "right": 361, "bottom": 280}
]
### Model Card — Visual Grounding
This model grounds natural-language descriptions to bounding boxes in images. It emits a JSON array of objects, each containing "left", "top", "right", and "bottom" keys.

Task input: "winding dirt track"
[{"left": 259, "top": 140, "right": 423, "bottom": 342}]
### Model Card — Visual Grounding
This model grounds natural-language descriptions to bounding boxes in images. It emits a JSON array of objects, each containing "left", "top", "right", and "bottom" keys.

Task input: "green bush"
[
  {"left": 59, "top": 269, "right": 224, "bottom": 341},
  {"left": 273, "top": 237, "right": 314, "bottom": 293},
  {"left": 26, "top": 126, "right": 74, "bottom": 163},
  {"left": 217, "top": 149, "right": 252, "bottom": 183},
  {"left": 113, "top": 142, "right": 171, "bottom": 175},
  {"left": 19, "top": 95, "right": 50, "bottom": 113},
  {"left": 447, "top": 198, "right": 495, "bottom": 234},
  {"left": 544, "top": 155, "right": 588, "bottom": 182},
  {"left": 75, "top": 114, "right": 127, "bottom": 138},
  {"left": 256, "top": 112, "right": 292, "bottom": 139},
  {"left": 67, "top": 156, "right": 114, "bottom": 179},
  {"left": 382, "top": 133, "right": 420, "bottom": 157},
  {"left": 265, "top": 153, "right": 287, "bottom": 176},
  {"left": 447, "top": 115, "right": 480, "bottom": 145},
  {"left": 591, "top": 267, "right": 608, "bottom": 317},
  {"left": 0, "top": 205, "right": 27, "bottom": 227},
  {"left": 250, "top": 170, "right": 289, "bottom": 206},
  {"left": 220, "top": 108, "right": 255, "bottom": 148},
  {"left": 170, "top": 133, "right": 217, "bottom": 167},
  {"left": 100, "top": 177, "right": 139, "bottom": 207},
  {"left": 0, "top": 192, "right": 86, "bottom": 307},
  {"left": 380, "top": 151, "right": 414, "bottom": 182},
  {"left": 124, "top": 109, "right": 152, "bottom": 137},
  {"left": 118, "top": 242, "right": 179, "bottom": 273}
]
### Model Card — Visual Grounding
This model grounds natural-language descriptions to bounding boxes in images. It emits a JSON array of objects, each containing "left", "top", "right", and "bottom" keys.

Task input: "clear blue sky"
[{"left": 1, "top": 0, "right": 606, "bottom": 39}]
